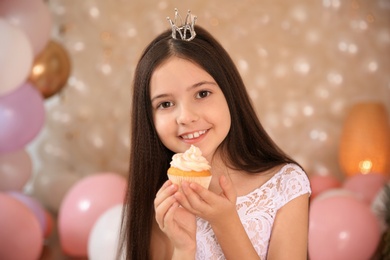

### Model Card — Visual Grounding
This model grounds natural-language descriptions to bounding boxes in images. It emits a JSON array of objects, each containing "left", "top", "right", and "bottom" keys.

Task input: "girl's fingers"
[
  {"left": 155, "top": 195, "right": 176, "bottom": 229},
  {"left": 180, "top": 181, "right": 212, "bottom": 213},
  {"left": 154, "top": 181, "right": 178, "bottom": 229},
  {"left": 154, "top": 182, "right": 177, "bottom": 208},
  {"left": 174, "top": 186, "right": 195, "bottom": 213},
  {"left": 178, "top": 177, "right": 237, "bottom": 216},
  {"left": 219, "top": 175, "right": 237, "bottom": 203},
  {"left": 163, "top": 201, "right": 179, "bottom": 229},
  {"left": 155, "top": 180, "right": 173, "bottom": 197}
]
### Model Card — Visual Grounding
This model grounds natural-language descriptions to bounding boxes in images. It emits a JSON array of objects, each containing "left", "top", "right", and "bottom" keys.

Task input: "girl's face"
[{"left": 150, "top": 57, "right": 231, "bottom": 161}]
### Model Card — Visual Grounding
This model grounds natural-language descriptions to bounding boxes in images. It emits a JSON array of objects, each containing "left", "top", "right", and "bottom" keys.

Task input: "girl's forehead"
[
  {"left": 157, "top": 56, "right": 202, "bottom": 71},
  {"left": 152, "top": 57, "right": 213, "bottom": 82}
]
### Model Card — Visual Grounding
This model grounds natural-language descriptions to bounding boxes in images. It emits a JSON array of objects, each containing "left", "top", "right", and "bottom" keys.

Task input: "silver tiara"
[{"left": 167, "top": 8, "right": 197, "bottom": 41}]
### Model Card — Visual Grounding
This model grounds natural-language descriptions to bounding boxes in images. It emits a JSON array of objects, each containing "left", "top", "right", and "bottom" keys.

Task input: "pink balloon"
[
  {"left": 0, "top": 149, "right": 32, "bottom": 191},
  {"left": 313, "top": 188, "right": 358, "bottom": 202},
  {"left": 0, "top": 83, "right": 45, "bottom": 154},
  {"left": 0, "top": 0, "right": 52, "bottom": 55},
  {"left": 58, "top": 173, "right": 127, "bottom": 257},
  {"left": 0, "top": 193, "right": 43, "bottom": 260},
  {"left": 0, "top": 19, "right": 33, "bottom": 95},
  {"left": 343, "top": 173, "right": 388, "bottom": 204},
  {"left": 309, "top": 195, "right": 380, "bottom": 260},
  {"left": 7, "top": 191, "right": 47, "bottom": 236},
  {"left": 309, "top": 174, "right": 342, "bottom": 199}
]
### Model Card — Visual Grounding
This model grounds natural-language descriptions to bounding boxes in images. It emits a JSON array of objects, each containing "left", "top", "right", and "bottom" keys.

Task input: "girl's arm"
[
  {"left": 209, "top": 206, "right": 260, "bottom": 259},
  {"left": 267, "top": 193, "right": 310, "bottom": 259},
  {"left": 176, "top": 176, "right": 260, "bottom": 259}
]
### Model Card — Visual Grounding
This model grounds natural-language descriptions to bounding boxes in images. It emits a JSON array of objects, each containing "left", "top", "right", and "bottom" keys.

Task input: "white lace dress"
[{"left": 195, "top": 163, "right": 311, "bottom": 260}]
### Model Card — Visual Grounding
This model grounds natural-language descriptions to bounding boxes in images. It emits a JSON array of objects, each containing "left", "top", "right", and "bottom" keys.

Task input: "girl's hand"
[
  {"left": 154, "top": 180, "right": 197, "bottom": 254},
  {"left": 175, "top": 175, "right": 237, "bottom": 226},
  {"left": 175, "top": 177, "right": 261, "bottom": 259}
]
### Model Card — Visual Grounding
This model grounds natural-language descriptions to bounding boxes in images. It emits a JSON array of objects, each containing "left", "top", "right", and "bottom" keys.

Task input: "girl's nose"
[{"left": 176, "top": 104, "right": 199, "bottom": 125}]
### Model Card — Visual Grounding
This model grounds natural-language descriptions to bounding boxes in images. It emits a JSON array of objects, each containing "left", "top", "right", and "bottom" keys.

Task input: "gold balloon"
[{"left": 28, "top": 40, "right": 71, "bottom": 99}]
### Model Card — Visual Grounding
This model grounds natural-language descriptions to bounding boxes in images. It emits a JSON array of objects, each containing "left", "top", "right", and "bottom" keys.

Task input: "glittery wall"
[{"left": 29, "top": 0, "right": 390, "bottom": 211}]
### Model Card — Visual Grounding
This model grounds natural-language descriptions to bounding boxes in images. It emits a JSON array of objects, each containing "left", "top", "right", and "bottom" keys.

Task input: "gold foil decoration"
[
  {"left": 28, "top": 40, "right": 71, "bottom": 98},
  {"left": 339, "top": 102, "right": 390, "bottom": 177}
]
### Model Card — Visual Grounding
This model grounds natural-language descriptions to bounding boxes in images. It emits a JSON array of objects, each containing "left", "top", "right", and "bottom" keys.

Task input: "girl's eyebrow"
[
  {"left": 190, "top": 80, "right": 217, "bottom": 89},
  {"left": 151, "top": 93, "right": 170, "bottom": 103},
  {"left": 151, "top": 81, "right": 217, "bottom": 102}
]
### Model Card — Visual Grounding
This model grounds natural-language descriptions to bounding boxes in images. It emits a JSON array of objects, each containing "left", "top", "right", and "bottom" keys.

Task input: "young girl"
[{"left": 120, "top": 10, "right": 311, "bottom": 259}]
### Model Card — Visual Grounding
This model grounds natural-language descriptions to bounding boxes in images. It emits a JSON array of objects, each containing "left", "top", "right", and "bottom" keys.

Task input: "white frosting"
[{"left": 170, "top": 145, "right": 211, "bottom": 172}]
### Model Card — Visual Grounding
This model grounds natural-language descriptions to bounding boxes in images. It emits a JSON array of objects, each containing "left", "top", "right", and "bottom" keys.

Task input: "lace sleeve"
[{"left": 276, "top": 164, "right": 311, "bottom": 210}]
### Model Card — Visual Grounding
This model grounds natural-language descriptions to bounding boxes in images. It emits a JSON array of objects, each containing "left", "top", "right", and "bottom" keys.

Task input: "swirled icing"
[{"left": 170, "top": 145, "right": 211, "bottom": 172}]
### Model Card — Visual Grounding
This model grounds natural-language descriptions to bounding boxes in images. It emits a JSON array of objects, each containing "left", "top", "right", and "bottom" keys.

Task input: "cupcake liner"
[{"left": 168, "top": 174, "right": 212, "bottom": 189}]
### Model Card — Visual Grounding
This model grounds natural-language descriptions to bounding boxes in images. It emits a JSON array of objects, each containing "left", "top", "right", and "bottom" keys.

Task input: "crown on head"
[{"left": 167, "top": 8, "right": 197, "bottom": 41}]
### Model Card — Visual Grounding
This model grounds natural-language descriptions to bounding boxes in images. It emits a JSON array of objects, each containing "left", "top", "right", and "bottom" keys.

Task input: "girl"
[{"left": 120, "top": 17, "right": 311, "bottom": 259}]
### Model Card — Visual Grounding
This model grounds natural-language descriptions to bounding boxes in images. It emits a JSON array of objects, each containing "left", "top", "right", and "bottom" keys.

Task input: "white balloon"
[{"left": 88, "top": 204, "right": 125, "bottom": 260}]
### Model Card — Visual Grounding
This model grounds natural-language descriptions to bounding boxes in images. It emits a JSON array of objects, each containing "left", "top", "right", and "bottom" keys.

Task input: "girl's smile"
[{"left": 180, "top": 129, "right": 208, "bottom": 141}]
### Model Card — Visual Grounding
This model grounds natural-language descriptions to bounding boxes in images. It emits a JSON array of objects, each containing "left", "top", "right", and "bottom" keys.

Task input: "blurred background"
[{"left": 0, "top": 0, "right": 389, "bottom": 259}]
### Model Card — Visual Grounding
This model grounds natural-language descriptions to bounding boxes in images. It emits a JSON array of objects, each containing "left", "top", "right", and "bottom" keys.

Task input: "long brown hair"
[{"left": 120, "top": 25, "right": 296, "bottom": 259}]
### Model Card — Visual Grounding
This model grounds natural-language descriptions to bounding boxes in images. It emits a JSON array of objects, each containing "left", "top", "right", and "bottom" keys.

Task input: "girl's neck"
[{"left": 209, "top": 155, "right": 285, "bottom": 197}]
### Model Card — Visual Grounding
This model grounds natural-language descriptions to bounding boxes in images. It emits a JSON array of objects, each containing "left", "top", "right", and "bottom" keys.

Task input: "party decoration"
[
  {"left": 295, "top": 119, "right": 342, "bottom": 178},
  {"left": 0, "top": 83, "right": 45, "bottom": 154},
  {"left": 7, "top": 191, "right": 47, "bottom": 237},
  {"left": 28, "top": 40, "right": 72, "bottom": 98},
  {"left": 0, "top": 19, "right": 33, "bottom": 96},
  {"left": 0, "top": 149, "right": 32, "bottom": 191},
  {"left": 0, "top": 0, "right": 52, "bottom": 55},
  {"left": 314, "top": 188, "right": 359, "bottom": 202},
  {"left": 58, "top": 173, "right": 127, "bottom": 257},
  {"left": 309, "top": 174, "right": 342, "bottom": 199},
  {"left": 0, "top": 193, "right": 43, "bottom": 260},
  {"left": 339, "top": 102, "right": 390, "bottom": 177},
  {"left": 309, "top": 195, "right": 380, "bottom": 260},
  {"left": 88, "top": 204, "right": 125, "bottom": 260},
  {"left": 343, "top": 173, "right": 388, "bottom": 204}
]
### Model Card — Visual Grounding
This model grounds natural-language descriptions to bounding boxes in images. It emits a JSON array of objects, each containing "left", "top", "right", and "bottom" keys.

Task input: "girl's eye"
[
  {"left": 196, "top": 90, "right": 211, "bottom": 99},
  {"left": 157, "top": 101, "right": 173, "bottom": 109}
]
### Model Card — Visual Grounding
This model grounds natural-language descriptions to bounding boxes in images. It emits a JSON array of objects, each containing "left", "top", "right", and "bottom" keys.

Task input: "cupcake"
[{"left": 167, "top": 145, "right": 212, "bottom": 189}]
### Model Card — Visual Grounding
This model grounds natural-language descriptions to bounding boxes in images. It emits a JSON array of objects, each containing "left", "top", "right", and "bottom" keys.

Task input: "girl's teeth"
[{"left": 183, "top": 130, "right": 205, "bottom": 139}]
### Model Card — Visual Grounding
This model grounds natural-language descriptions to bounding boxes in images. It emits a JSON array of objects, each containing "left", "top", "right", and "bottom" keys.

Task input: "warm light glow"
[
  {"left": 32, "top": 64, "right": 45, "bottom": 76},
  {"left": 359, "top": 159, "right": 373, "bottom": 174}
]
